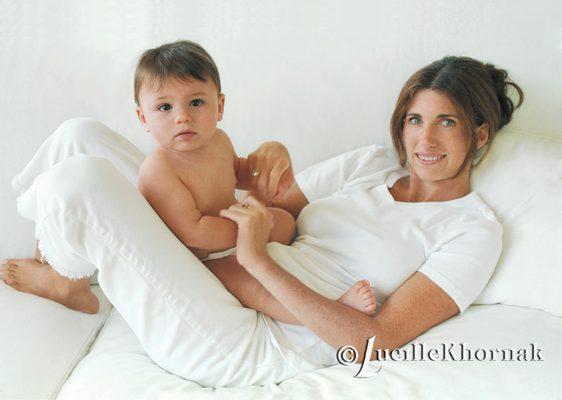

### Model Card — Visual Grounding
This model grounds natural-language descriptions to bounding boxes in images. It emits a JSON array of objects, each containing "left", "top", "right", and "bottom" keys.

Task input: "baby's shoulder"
[
  {"left": 214, "top": 128, "right": 235, "bottom": 151},
  {"left": 138, "top": 150, "right": 176, "bottom": 181}
]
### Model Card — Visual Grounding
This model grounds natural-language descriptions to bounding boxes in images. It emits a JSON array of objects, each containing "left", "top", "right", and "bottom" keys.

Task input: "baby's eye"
[
  {"left": 408, "top": 116, "right": 422, "bottom": 125},
  {"left": 190, "top": 99, "right": 204, "bottom": 107},
  {"left": 439, "top": 118, "right": 456, "bottom": 127},
  {"left": 157, "top": 104, "right": 172, "bottom": 111}
]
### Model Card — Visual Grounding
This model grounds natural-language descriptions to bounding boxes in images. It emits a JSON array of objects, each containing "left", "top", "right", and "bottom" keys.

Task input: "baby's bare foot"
[
  {"left": 1, "top": 258, "right": 99, "bottom": 314},
  {"left": 338, "top": 280, "right": 377, "bottom": 315}
]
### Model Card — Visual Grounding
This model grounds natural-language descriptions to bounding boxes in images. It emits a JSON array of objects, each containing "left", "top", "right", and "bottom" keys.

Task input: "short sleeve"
[
  {"left": 418, "top": 219, "right": 503, "bottom": 313},
  {"left": 295, "top": 144, "right": 402, "bottom": 202}
]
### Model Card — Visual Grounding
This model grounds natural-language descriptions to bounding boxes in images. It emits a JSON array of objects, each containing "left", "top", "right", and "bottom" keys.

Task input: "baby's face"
[{"left": 136, "top": 77, "right": 224, "bottom": 154}]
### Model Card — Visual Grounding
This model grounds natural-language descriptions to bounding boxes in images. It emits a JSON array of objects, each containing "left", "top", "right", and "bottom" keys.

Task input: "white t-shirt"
[{"left": 265, "top": 145, "right": 502, "bottom": 365}]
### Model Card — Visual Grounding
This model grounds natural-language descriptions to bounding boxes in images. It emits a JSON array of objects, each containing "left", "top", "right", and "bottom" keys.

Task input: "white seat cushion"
[
  {"left": 58, "top": 304, "right": 562, "bottom": 399},
  {"left": 0, "top": 282, "right": 111, "bottom": 399}
]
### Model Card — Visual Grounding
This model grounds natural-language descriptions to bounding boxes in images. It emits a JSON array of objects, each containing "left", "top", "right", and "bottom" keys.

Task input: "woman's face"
[{"left": 401, "top": 89, "right": 474, "bottom": 184}]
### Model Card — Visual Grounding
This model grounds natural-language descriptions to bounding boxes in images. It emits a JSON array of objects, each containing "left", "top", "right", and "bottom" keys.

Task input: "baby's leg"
[
  {"left": 205, "top": 256, "right": 378, "bottom": 324},
  {"left": 267, "top": 207, "right": 296, "bottom": 244},
  {"left": 205, "top": 255, "right": 300, "bottom": 324}
]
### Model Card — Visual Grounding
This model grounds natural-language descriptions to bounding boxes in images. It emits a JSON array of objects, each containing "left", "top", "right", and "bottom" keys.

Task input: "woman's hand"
[
  {"left": 219, "top": 196, "right": 274, "bottom": 270},
  {"left": 246, "top": 141, "right": 295, "bottom": 203}
]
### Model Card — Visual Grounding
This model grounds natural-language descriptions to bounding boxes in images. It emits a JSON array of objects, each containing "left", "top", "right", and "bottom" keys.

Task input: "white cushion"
[
  {"left": 0, "top": 282, "right": 111, "bottom": 399},
  {"left": 58, "top": 305, "right": 562, "bottom": 399},
  {"left": 472, "top": 131, "right": 562, "bottom": 316}
]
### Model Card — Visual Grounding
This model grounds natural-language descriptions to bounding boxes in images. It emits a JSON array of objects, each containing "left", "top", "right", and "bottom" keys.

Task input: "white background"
[{"left": 1, "top": 0, "right": 561, "bottom": 259}]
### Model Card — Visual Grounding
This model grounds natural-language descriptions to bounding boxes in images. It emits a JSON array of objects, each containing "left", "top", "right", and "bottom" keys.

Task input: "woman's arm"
[
  {"left": 253, "top": 260, "right": 459, "bottom": 360},
  {"left": 220, "top": 196, "right": 459, "bottom": 361}
]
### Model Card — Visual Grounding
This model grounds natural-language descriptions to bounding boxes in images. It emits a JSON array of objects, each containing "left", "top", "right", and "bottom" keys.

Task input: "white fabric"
[
  {"left": 10, "top": 118, "right": 562, "bottom": 389},
  {"left": 0, "top": 283, "right": 111, "bottom": 399},
  {"left": 471, "top": 132, "right": 562, "bottom": 317},
  {"left": 11, "top": 117, "right": 145, "bottom": 194},
  {"left": 58, "top": 304, "right": 562, "bottom": 399},
  {"left": 288, "top": 133, "right": 562, "bottom": 318},
  {"left": 11, "top": 117, "right": 146, "bottom": 285},
  {"left": 11, "top": 118, "right": 321, "bottom": 387},
  {"left": 292, "top": 144, "right": 502, "bottom": 313},
  {"left": 201, "top": 246, "right": 237, "bottom": 261}
]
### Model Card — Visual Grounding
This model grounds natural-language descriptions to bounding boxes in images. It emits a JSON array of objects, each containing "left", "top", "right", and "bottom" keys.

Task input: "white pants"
[{"left": 12, "top": 118, "right": 322, "bottom": 386}]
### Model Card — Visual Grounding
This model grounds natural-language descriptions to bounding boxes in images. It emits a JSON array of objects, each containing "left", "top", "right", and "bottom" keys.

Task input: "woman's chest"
[{"left": 296, "top": 186, "right": 459, "bottom": 282}]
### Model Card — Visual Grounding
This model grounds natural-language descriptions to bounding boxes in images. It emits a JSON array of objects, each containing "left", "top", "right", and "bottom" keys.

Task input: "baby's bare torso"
[{"left": 154, "top": 131, "right": 238, "bottom": 216}]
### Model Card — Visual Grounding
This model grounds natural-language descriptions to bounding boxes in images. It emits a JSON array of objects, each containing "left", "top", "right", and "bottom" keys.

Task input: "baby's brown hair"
[{"left": 134, "top": 40, "right": 221, "bottom": 105}]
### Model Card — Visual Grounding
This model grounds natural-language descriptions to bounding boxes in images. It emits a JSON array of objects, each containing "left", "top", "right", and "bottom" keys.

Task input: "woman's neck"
[{"left": 390, "top": 174, "right": 471, "bottom": 203}]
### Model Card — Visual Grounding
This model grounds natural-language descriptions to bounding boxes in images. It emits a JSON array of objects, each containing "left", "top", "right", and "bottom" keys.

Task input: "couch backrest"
[{"left": 2, "top": 2, "right": 561, "bottom": 282}]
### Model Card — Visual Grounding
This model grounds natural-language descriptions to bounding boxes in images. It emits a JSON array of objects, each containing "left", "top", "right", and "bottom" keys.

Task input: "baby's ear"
[
  {"left": 135, "top": 106, "right": 150, "bottom": 132},
  {"left": 217, "top": 93, "right": 225, "bottom": 122}
]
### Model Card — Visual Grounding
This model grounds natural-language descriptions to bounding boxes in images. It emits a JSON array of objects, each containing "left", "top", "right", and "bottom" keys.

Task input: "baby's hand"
[{"left": 219, "top": 196, "right": 273, "bottom": 271}]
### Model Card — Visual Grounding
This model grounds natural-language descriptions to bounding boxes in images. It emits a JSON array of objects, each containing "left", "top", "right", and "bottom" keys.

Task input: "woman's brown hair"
[{"left": 390, "top": 56, "right": 524, "bottom": 169}]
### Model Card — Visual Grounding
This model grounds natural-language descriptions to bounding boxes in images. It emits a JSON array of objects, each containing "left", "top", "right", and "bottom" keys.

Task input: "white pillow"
[{"left": 472, "top": 131, "right": 562, "bottom": 316}]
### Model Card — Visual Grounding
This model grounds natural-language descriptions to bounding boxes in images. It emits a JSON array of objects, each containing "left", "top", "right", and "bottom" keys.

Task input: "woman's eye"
[
  {"left": 408, "top": 116, "right": 422, "bottom": 125},
  {"left": 190, "top": 99, "right": 204, "bottom": 107},
  {"left": 157, "top": 104, "right": 171, "bottom": 111},
  {"left": 440, "top": 119, "right": 456, "bottom": 127}
]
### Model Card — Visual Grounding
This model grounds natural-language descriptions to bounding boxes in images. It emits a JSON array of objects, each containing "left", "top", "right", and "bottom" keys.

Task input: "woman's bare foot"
[
  {"left": 338, "top": 280, "right": 377, "bottom": 315},
  {"left": 1, "top": 258, "right": 99, "bottom": 314}
]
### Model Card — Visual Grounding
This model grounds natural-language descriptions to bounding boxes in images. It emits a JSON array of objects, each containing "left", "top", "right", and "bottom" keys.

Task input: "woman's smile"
[{"left": 415, "top": 152, "right": 446, "bottom": 164}]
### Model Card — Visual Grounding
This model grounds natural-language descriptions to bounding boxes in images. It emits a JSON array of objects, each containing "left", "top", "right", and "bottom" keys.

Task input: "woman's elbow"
[{"left": 350, "top": 320, "right": 405, "bottom": 363}]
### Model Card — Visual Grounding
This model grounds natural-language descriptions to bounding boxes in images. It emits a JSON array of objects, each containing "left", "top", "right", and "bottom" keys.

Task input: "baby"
[{"left": 135, "top": 40, "right": 377, "bottom": 323}]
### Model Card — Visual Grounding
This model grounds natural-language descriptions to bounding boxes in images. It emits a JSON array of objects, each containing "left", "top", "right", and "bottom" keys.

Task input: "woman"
[{"left": 2, "top": 56, "right": 523, "bottom": 386}]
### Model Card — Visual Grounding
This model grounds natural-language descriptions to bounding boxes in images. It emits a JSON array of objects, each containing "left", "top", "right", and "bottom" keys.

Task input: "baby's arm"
[
  {"left": 138, "top": 155, "right": 238, "bottom": 254},
  {"left": 268, "top": 207, "right": 296, "bottom": 244},
  {"left": 226, "top": 134, "right": 296, "bottom": 244}
]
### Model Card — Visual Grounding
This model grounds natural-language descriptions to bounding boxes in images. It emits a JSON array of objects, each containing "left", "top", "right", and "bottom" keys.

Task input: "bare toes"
[
  {"left": 358, "top": 287, "right": 371, "bottom": 296},
  {"left": 7, "top": 269, "right": 16, "bottom": 281},
  {"left": 11, "top": 258, "right": 34, "bottom": 266},
  {"left": 351, "top": 280, "right": 368, "bottom": 292}
]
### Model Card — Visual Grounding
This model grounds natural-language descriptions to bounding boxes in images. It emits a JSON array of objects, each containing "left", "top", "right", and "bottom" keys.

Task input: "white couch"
[{"left": 2, "top": 1, "right": 561, "bottom": 399}]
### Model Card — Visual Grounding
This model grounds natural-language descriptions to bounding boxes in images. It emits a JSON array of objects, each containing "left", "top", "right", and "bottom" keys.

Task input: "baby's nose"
[{"left": 175, "top": 108, "right": 193, "bottom": 123}]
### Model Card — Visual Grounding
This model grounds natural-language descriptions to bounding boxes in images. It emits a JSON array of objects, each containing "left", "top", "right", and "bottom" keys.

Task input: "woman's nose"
[{"left": 420, "top": 125, "right": 437, "bottom": 146}]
